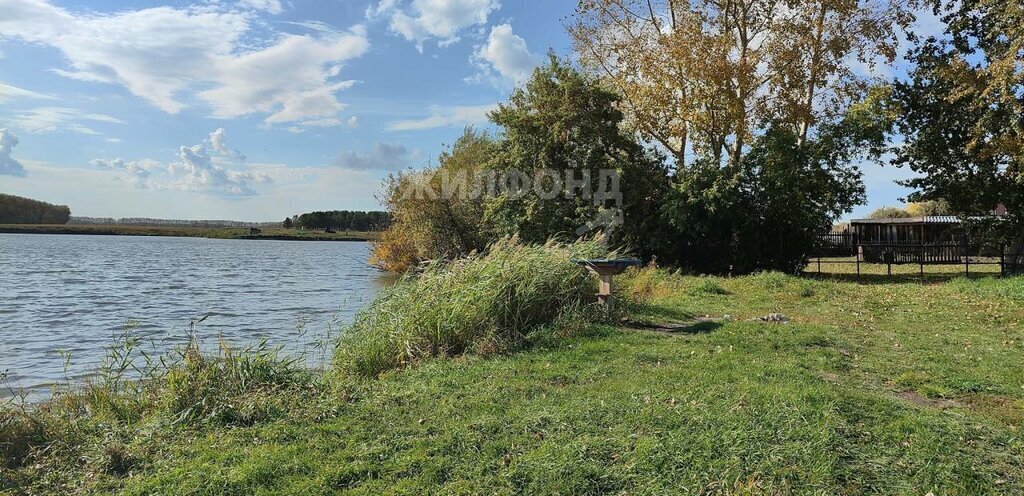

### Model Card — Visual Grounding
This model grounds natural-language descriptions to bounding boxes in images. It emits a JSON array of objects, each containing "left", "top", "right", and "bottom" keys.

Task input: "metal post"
[
  {"left": 964, "top": 236, "right": 970, "bottom": 276},
  {"left": 1001, "top": 244, "right": 1006, "bottom": 277},
  {"left": 855, "top": 234, "right": 861, "bottom": 277},
  {"left": 919, "top": 243, "right": 924, "bottom": 278}
]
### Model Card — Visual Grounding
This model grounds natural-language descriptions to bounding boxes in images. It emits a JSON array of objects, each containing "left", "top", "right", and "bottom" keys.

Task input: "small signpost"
[{"left": 573, "top": 258, "right": 641, "bottom": 305}]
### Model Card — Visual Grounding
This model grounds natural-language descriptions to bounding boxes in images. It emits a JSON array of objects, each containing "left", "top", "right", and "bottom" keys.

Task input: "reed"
[{"left": 334, "top": 237, "right": 612, "bottom": 377}]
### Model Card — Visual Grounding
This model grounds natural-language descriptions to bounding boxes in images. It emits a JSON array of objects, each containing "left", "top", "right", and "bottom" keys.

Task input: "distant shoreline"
[{"left": 0, "top": 224, "right": 379, "bottom": 242}]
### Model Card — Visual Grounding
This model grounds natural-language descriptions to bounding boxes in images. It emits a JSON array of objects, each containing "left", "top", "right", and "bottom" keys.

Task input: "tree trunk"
[
  {"left": 677, "top": 126, "right": 687, "bottom": 175},
  {"left": 798, "top": 1, "right": 828, "bottom": 147}
]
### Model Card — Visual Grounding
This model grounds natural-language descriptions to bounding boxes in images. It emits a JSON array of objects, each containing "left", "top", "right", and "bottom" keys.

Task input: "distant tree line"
[
  {"left": 0, "top": 194, "right": 71, "bottom": 224},
  {"left": 285, "top": 211, "right": 391, "bottom": 231},
  {"left": 71, "top": 217, "right": 280, "bottom": 228},
  {"left": 867, "top": 200, "right": 953, "bottom": 219}
]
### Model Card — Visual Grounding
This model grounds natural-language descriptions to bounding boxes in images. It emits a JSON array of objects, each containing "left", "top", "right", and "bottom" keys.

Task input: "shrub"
[
  {"left": 335, "top": 238, "right": 609, "bottom": 377},
  {"left": 751, "top": 271, "right": 791, "bottom": 290},
  {"left": 369, "top": 225, "right": 422, "bottom": 273},
  {"left": 689, "top": 278, "right": 730, "bottom": 295},
  {"left": 797, "top": 280, "right": 816, "bottom": 297}
]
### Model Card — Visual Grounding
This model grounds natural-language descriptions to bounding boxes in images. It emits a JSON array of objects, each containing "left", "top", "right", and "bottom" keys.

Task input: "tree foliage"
[
  {"left": 906, "top": 199, "right": 951, "bottom": 216},
  {"left": 372, "top": 59, "right": 671, "bottom": 271},
  {"left": 892, "top": 0, "right": 1022, "bottom": 221},
  {"left": 372, "top": 128, "right": 496, "bottom": 271},
  {"left": 868, "top": 206, "right": 913, "bottom": 219},
  {"left": 665, "top": 121, "right": 869, "bottom": 273},
  {"left": 0, "top": 194, "right": 71, "bottom": 224},
  {"left": 571, "top": 0, "right": 918, "bottom": 169},
  {"left": 292, "top": 210, "right": 390, "bottom": 231},
  {"left": 485, "top": 55, "right": 671, "bottom": 253}
]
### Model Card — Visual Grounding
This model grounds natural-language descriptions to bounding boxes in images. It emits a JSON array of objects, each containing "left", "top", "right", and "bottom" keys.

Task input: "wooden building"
[{"left": 849, "top": 216, "right": 962, "bottom": 263}]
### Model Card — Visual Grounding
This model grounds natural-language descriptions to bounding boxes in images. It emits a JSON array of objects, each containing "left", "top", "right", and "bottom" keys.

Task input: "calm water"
[{"left": 0, "top": 234, "right": 390, "bottom": 396}]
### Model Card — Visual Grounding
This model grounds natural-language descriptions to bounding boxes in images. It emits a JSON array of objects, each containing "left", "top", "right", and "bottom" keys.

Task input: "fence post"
[
  {"left": 964, "top": 236, "right": 970, "bottom": 276},
  {"left": 919, "top": 243, "right": 924, "bottom": 278},
  {"left": 1001, "top": 244, "right": 1006, "bottom": 277},
  {"left": 855, "top": 233, "right": 860, "bottom": 278}
]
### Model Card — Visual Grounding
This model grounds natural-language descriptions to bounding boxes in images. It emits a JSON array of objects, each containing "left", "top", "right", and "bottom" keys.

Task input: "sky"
[{"left": 0, "top": 0, "right": 934, "bottom": 221}]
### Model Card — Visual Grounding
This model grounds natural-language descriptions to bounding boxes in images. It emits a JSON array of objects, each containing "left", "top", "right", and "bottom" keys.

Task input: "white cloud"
[
  {"left": 200, "top": 32, "right": 367, "bottom": 126},
  {"left": 0, "top": 81, "right": 54, "bottom": 103},
  {"left": 91, "top": 129, "right": 270, "bottom": 196},
  {"left": 11, "top": 159, "right": 382, "bottom": 220},
  {"left": 7, "top": 107, "right": 124, "bottom": 135},
  {"left": 0, "top": 128, "right": 27, "bottom": 176},
  {"left": 346, "top": 116, "right": 359, "bottom": 128},
  {"left": 372, "top": 0, "right": 499, "bottom": 51},
  {"left": 0, "top": 1, "right": 369, "bottom": 126},
  {"left": 470, "top": 23, "right": 538, "bottom": 84},
  {"left": 171, "top": 144, "right": 269, "bottom": 196},
  {"left": 90, "top": 157, "right": 160, "bottom": 186},
  {"left": 333, "top": 142, "right": 417, "bottom": 170},
  {"left": 209, "top": 127, "right": 246, "bottom": 161},
  {"left": 210, "top": 128, "right": 230, "bottom": 155},
  {"left": 105, "top": 138, "right": 123, "bottom": 143},
  {"left": 237, "top": 0, "right": 284, "bottom": 14},
  {"left": 388, "top": 103, "right": 496, "bottom": 131}
]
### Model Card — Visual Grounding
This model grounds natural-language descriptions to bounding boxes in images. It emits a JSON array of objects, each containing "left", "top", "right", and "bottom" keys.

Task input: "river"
[{"left": 0, "top": 234, "right": 390, "bottom": 397}]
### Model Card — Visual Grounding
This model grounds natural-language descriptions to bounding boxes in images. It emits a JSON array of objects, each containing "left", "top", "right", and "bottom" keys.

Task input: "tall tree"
[
  {"left": 371, "top": 58, "right": 673, "bottom": 271},
  {"left": 892, "top": 0, "right": 1023, "bottom": 260},
  {"left": 486, "top": 55, "right": 670, "bottom": 248},
  {"left": 371, "top": 128, "right": 497, "bottom": 271},
  {"left": 571, "top": 0, "right": 917, "bottom": 170}
]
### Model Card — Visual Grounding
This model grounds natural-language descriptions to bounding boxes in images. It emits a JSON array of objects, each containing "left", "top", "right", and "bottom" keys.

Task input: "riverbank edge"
[{"left": 0, "top": 224, "right": 379, "bottom": 242}]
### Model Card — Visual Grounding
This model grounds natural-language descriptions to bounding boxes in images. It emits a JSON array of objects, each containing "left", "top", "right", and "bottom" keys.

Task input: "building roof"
[{"left": 851, "top": 216, "right": 960, "bottom": 225}]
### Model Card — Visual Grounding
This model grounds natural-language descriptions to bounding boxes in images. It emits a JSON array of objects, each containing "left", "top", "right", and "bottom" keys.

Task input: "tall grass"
[
  {"left": 334, "top": 237, "right": 611, "bottom": 377},
  {"left": 3, "top": 236, "right": 619, "bottom": 490},
  {"left": 1, "top": 331, "right": 314, "bottom": 487}
]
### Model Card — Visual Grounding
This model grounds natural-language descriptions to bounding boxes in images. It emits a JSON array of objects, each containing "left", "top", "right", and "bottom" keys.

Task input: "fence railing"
[{"left": 810, "top": 231, "right": 1020, "bottom": 277}]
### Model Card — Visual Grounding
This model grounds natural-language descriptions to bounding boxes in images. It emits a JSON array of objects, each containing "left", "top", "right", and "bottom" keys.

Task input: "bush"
[
  {"left": 335, "top": 238, "right": 610, "bottom": 377},
  {"left": 751, "top": 271, "right": 792, "bottom": 290},
  {"left": 689, "top": 278, "right": 730, "bottom": 295}
]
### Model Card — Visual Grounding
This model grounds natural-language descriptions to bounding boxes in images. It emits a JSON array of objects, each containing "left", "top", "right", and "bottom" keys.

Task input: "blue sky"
[{"left": 0, "top": 0, "right": 927, "bottom": 221}]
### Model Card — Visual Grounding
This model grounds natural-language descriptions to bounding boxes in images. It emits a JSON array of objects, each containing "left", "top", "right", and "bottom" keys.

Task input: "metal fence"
[{"left": 810, "top": 230, "right": 1020, "bottom": 277}]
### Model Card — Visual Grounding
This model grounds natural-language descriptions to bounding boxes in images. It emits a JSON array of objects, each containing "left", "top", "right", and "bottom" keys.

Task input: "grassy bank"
[
  {"left": 0, "top": 224, "right": 378, "bottom": 241},
  {"left": 3, "top": 256, "right": 1024, "bottom": 493}
]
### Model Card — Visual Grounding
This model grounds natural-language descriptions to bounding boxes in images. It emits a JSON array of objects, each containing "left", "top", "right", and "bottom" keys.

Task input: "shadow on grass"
[
  {"left": 802, "top": 272, "right": 1006, "bottom": 285},
  {"left": 622, "top": 302, "right": 695, "bottom": 322},
  {"left": 626, "top": 319, "right": 723, "bottom": 335}
]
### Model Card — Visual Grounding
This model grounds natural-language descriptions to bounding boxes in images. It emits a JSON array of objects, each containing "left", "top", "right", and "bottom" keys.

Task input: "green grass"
[
  {"left": 334, "top": 238, "right": 609, "bottom": 377},
  {"left": 0, "top": 224, "right": 378, "bottom": 241},
  {"left": 4, "top": 267, "right": 1024, "bottom": 494}
]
